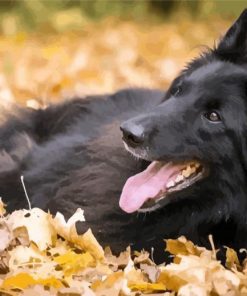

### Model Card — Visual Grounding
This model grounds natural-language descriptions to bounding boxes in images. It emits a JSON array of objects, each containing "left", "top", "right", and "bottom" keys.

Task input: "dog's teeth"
[
  {"left": 167, "top": 180, "right": 175, "bottom": 188},
  {"left": 182, "top": 163, "right": 201, "bottom": 179},
  {"left": 175, "top": 174, "right": 184, "bottom": 183},
  {"left": 182, "top": 167, "right": 191, "bottom": 178},
  {"left": 191, "top": 167, "right": 196, "bottom": 174}
]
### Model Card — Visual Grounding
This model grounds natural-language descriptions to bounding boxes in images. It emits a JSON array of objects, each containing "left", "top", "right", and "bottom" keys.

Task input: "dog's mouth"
[{"left": 119, "top": 160, "right": 206, "bottom": 213}]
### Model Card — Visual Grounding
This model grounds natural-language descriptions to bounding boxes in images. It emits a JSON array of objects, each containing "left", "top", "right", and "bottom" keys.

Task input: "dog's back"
[{"left": 0, "top": 89, "right": 164, "bottom": 250}]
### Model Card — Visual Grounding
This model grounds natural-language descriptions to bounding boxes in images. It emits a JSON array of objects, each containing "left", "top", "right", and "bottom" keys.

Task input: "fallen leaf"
[
  {"left": 225, "top": 247, "right": 240, "bottom": 270},
  {"left": 6, "top": 208, "right": 56, "bottom": 251},
  {"left": 8, "top": 244, "right": 46, "bottom": 270},
  {"left": 166, "top": 236, "right": 202, "bottom": 257},
  {"left": 129, "top": 282, "right": 166, "bottom": 293},
  {"left": 50, "top": 209, "right": 104, "bottom": 259},
  {"left": 91, "top": 271, "right": 124, "bottom": 291},
  {"left": 178, "top": 283, "right": 207, "bottom": 296},
  {"left": 1, "top": 272, "right": 63, "bottom": 290},
  {"left": 54, "top": 250, "right": 94, "bottom": 276},
  {"left": 0, "top": 198, "right": 6, "bottom": 216},
  {"left": 0, "top": 223, "right": 12, "bottom": 252},
  {"left": 140, "top": 264, "right": 160, "bottom": 282}
]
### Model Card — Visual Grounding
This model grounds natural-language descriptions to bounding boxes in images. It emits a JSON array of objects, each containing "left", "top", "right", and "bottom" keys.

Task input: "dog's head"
[{"left": 120, "top": 9, "right": 247, "bottom": 214}]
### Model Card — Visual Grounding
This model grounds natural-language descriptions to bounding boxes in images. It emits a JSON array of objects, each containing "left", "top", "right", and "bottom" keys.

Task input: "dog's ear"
[{"left": 215, "top": 9, "right": 247, "bottom": 63}]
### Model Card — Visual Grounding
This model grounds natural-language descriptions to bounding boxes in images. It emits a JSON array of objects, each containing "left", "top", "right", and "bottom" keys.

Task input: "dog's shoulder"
[{"left": 34, "top": 88, "right": 165, "bottom": 138}]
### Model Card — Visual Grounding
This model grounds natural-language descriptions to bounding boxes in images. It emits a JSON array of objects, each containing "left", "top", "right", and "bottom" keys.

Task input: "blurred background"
[{"left": 0, "top": 0, "right": 245, "bottom": 107}]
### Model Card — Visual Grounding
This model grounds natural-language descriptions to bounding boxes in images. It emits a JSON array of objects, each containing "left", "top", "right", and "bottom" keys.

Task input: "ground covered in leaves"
[
  {"left": 0, "top": 199, "right": 247, "bottom": 296},
  {"left": 0, "top": 17, "right": 231, "bottom": 107}
]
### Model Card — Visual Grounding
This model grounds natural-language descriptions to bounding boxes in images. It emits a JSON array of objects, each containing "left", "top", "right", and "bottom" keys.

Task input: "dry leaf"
[
  {"left": 166, "top": 236, "right": 202, "bottom": 257},
  {"left": 6, "top": 208, "right": 56, "bottom": 250},
  {"left": 0, "top": 198, "right": 6, "bottom": 216},
  {"left": 0, "top": 223, "right": 12, "bottom": 252},
  {"left": 225, "top": 247, "right": 240, "bottom": 269},
  {"left": 8, "top": 244, "right": 46, "bottom": 269},
  {"left": 54, "top": 250, "right": 94, "bottom": 275},
  {"left": 129, "top": 282, "right": 166, "bottom": 293},
  {"left": 91, "top": 271, "right": 132, "bottom": 296},
  {"left": 0, "top": 199, "right": 246, "bottom": 295},
  {"left": 178, "top": 283, "right": 207, "bottom": 296},
  {"left": 140, "top": 264, "right": 160, "bottom": 283},
  {"left": 1, "top": 272, "right": 63, "bottom": 290},
  {"left": 50, "top": 209, "right": 104, "bottom": 259}
]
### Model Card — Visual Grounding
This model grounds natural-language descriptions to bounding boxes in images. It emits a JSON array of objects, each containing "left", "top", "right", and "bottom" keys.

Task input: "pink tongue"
[{"left": 119, "top": 161, "right": 184, "bottom": 213}]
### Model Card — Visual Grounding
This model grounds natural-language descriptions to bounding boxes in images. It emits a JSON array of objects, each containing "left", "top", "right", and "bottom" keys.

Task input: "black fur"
[{"left": 2, "top": 10, "right": 247, "bottom": 262}]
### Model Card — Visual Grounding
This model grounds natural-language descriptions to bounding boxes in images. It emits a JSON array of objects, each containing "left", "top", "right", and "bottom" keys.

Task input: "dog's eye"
[
  {"left": 204, "top": 111, "right": 221, "bottom": 122},
  {"left": 170, "top": 85, "right": 182, "bottom": 97}
]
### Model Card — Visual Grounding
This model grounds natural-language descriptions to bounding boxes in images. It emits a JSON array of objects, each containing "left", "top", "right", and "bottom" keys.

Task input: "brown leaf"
[
  {"left": 166, "top": 236, "right": 202, "bottom": 257},
  {"left": 225, "top": 247, "right": 240, "bottom": 270}
]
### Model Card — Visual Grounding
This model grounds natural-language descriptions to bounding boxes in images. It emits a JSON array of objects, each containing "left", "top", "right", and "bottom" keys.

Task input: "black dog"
[{"left": 1, "top": 10, "right": 247, "bottom": 262}]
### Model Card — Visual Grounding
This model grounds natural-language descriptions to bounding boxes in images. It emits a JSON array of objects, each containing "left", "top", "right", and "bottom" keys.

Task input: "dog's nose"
[{"left": 120, "top": 122, "right": 145, "bottom": 148}]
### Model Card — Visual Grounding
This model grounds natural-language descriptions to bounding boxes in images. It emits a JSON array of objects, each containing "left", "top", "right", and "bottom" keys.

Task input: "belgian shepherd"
[{"left": 1, "top": 10, "right": 247, "bottom": 262}]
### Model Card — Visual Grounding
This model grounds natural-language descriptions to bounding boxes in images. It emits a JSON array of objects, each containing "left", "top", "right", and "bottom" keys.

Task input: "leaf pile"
[
  {"left": 0, "top": 199, "right": 247, "bottom": 295},
  {"left": 0, "top": 18, "right": 231, "bottom": 107}
]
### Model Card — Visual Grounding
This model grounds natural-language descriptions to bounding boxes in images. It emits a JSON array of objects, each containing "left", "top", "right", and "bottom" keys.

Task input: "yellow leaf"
[
  {"left": 50, "top": 210, "right": 104, "bottom": 260},
  {"left": 166, "top": 236, "right": 202, "bottom": 257},
  {"left": 0, "top": 198, "right": 6, "bottom": 216},
  {"left": 225, "top": 247, "right": 240, "bottom": 269},
  {"left": 48, "top": 238, "right": 71, "bottom": 256},
  {"left": 91, "top": 271, "right": 124, "bottom": 291},
  {"left": 1, "top": 272, "right": 63, "bottom": 289},
  {"left": 126, "top": 268, "right": 146, "bottom": 284},
  {"left": 42, "top": 45, "right": 61, "bottom": 59},
  {"left": 38, "top": 277, "right": 63, "bottom": 289},
  {"left": 105, "top": 246, "right": 131, "bottom": 271},
  {"left": 54, "top": 250, "right": 94, "bottom": 275},
  {"left": 129, "top": 282, "right": 166, "bottom": 292},
  {"left": 76, "top": 229, "right": 104, "bottom": 260},
  {"left": 133, "top": 249, "right": 153, "bottom": 265},
  {"left": 2, "top": 273, "right": 36, "bottom": 289},
  {"left": 158, "top": 270, "right": 187, "bottom": 292}
]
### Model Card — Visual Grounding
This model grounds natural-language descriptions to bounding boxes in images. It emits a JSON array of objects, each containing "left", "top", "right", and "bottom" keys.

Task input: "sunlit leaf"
[
  {"left": 54, "top": 250, "right": 94, "bottom": 275},
  {"left": 225, "top": 247, "right": 240, "bottom": 269},
  {"left": 129, "top": 282, "right": 166, "bottom": 292},
  {"left": 1, "top": 272, "right": 63, "bottom": 289}
]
